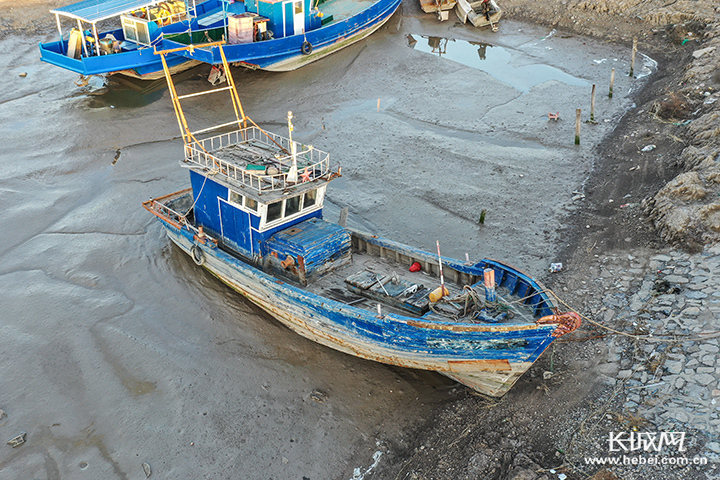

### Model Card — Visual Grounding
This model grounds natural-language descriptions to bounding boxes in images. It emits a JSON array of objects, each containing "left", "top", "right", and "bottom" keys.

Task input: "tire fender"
[{"left": 191, "top": 245, "right": 205, "bottom": 266}]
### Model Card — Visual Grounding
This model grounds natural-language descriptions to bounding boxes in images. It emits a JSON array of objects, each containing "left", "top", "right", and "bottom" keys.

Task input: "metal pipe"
[
  {"left": 55, "top": 13, "right": 64, "bottom": 55},
  {"left": 77, "top": 19, "right": 88, "bottom": 57},
  {"left": 93, "top": 23, "right": 100, "bottom": 56}
]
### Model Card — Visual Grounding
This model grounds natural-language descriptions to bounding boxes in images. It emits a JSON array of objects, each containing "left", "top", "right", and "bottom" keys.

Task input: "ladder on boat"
[{"left": 154, "top": 42, "right": 248, "bottom": 149}]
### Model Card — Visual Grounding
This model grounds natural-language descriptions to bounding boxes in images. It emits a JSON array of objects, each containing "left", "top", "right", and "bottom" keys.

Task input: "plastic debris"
[
  {"left": 548, "top": 112, "right": 560, "bottom": 121},
  {"left": 549, "top": 263, "right": 563, "bottom": 273},
  {"left": 641, "top": 144, "right": 656, "bottom": 152},
  {"left": 208, "top": 65, "right": 226, "bottom": 85},
  {"left": 409, "top": 262, "right": 421, "bottom": 272},
  {"left": 7, "top": 432, "right": 26, "bottom": 448},
  {"left": 0, "top": 409, "right": 6, "bottom": 422},
  {"left": 142, "top": 462, "right": 152, "bottom": 478},
  {"left": 19, "top": 72, "right": 27, "bottom": 78}
]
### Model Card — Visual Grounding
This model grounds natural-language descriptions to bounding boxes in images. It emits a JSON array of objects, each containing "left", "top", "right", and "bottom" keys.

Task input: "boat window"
[
  {"left": 294, "top": 1, "right": 303, "bottom": 13},
  {"left": 303, "top": 190, "right": 317, "bottom": 209},
  {"left": 245, "top": 197, "right": 258, "bottom": 212},
  {"left": 229, "top": 191, "right": 243, "bottom": 205},
  {"left": 121, "top": 16, "right": 151, "bottom": 45},
  {"left": 285, "top": 195, "right": 300, "bottom": 216},
  {"left": 267, "top": 201, "right": 282, "bottom": 222}
]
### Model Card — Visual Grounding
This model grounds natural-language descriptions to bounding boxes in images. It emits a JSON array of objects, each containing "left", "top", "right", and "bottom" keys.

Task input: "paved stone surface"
[{"left": 592, "top": 245, "right": 720, "bottom": 462}]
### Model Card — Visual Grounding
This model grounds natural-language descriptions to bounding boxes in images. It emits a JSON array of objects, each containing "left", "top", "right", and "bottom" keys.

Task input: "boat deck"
[
  {"left": 320, "top": 0, "right": 380, "bottom": 22},
  {"left": 306, "top": 249, "right": 539, "bottom": 325}
]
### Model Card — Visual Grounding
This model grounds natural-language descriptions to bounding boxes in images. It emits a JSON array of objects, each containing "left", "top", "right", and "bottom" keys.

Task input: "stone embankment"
[
  {"left": 562, "top": 245, "right": 720, "bottom": 479},
  {"left": 606, "top": 247, "right": 720, "bottom": 432}
]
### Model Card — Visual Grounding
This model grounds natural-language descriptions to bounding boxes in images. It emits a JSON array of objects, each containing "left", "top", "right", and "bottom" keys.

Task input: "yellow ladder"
[{"left": 154, "top": 42, "right": 248, "bottom": 148}]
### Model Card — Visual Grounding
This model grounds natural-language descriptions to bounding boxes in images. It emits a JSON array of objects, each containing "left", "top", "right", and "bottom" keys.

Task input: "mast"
[{"left": 287, "top": 111, "right": 298, "bottom": 183}]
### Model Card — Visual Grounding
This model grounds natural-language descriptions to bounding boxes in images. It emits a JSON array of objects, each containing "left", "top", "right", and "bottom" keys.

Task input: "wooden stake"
[
  {"left": 338, "top": 207, "right": 348, "bottom": 227},
  {"left": 575, "top": 108, "right": 581, "bottom": 145},
  {"left": 590, "top": 84, "right": 596, "bottom": 123},
  {"left": 609, "top": 68, "right": 615, "bottom": 98},
  {"left": 630, "top": 37, "right": 637, "bottom": 77},
  {"left": 377, "top": 98, "right": 380, "bottom": 112}
]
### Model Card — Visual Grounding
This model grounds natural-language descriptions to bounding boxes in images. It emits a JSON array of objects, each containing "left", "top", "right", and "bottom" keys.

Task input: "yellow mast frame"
[
  {"left": 154, "top": 42, "right": 291, "bottom": 156},
  {"left": 154, "top": 41, "right": 247, "bottom": 149}
]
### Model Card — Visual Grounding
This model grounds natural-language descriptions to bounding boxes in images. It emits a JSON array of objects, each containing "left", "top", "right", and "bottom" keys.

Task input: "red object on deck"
[{"left": 409, "top": 262, "right": 421, "bottom": 272}]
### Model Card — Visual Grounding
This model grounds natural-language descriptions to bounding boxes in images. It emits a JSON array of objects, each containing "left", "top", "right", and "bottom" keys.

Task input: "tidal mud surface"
[{"left": 1, "top": 0, "right": 718, "bottom": 479}]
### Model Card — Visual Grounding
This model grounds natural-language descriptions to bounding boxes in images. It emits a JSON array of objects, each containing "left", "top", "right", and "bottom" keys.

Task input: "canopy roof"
[{"left": 50, "top": 0, "right": 164, "bottom": 23}]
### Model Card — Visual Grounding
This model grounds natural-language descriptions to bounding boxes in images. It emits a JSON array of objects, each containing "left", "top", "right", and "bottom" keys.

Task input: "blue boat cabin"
[{"left": 186, "top": 126, "right": 350, "bottom": 285}]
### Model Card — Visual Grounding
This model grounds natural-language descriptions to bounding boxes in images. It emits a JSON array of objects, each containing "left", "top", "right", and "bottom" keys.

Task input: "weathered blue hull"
[
  {"left": 148, "top": 196, "right": 562, "bottom": 396},
  {"left": 162, "top": 0, "right": 402, "bottom": 71}
]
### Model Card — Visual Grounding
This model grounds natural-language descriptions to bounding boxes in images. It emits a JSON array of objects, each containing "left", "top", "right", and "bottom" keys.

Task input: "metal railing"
[{"left": 186, "top": 127, "right": 333, "bottom": 193}]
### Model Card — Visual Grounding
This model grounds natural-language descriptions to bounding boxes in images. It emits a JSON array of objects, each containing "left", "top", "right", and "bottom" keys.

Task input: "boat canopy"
[{"left": 50, "top": 0, "right": 165, "bottom": 23}]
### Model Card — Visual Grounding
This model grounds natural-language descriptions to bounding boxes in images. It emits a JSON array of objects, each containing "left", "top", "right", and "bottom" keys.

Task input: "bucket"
[{"left": 99, "top": 37, "right": 114, "bottom": 55}]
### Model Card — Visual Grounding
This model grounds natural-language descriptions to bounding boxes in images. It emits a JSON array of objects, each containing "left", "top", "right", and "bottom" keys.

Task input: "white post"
[
  {"left": 93, "top": 23, "right": 100, "bottom": 55},
  {"left": 436, "top": 240, "right": 445, "bottom": 293},
  {"left": 287, "top": 111, "right": 298, "bottom": 183},
  {"left": 77, "top": 19, "right": 89, "bottom": 57},
  {"left": 55, "top": 14, "right": 64, "bottom": 54}
]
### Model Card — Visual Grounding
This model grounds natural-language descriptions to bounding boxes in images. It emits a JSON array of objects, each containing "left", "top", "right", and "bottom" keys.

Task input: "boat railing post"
[
  {"left": 77, "top": 19, "right": 88, "bottom": 57},
  {"left": 55, "top": 13, "right": 64, "bottom": 55},
  {"left": 92, "top": 23, "right": 100, "bottom": 56}
]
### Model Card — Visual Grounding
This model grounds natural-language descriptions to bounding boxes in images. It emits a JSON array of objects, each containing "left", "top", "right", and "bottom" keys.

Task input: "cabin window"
[
  {"left": 285, "top": 196, "right": 301, "bottom": 216},
  {"left": 121, "top": 16, "right": 151, "bottom": 45},
  {"left": 294, "top": 1, "right": 303, "bottom": 14},
  {"left": 267, "top": 201, "right": 282, "bottom": 222},
  {"left": 245, "top": 197, "right": 258, "bottom": 212},
  {"left": 303, "top": 190, "right": 317, "bottom": 209},
  {"left": 229, "top": 191, "right": 243, "bottom": 205}
]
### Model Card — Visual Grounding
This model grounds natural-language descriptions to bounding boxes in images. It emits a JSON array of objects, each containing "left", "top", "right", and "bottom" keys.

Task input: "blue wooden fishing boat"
[
  {"left": 38, "top": 0, "right": 401, "bottom": 80},
  {"left": 143, "top": 49, "right": 581, "bottom": 396}
]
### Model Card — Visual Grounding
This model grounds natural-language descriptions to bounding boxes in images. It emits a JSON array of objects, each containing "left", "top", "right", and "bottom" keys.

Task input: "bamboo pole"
[
  {"left": 590, "top": 84, "right": 596, "bottom": 123},
  {"left": 575, "top": 109, "right": 581, "bottom": 145},
  {"left": 609, "top": 68, "right": 615, "bottom": 98},
  {"left": 630, "top": 37, "right": 637, "bottom": 77}
]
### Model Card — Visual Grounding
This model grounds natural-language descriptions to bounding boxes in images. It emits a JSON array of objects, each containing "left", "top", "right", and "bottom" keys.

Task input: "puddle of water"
[{"left": 406, "top": 34, "right": 589, "bottom": 94}]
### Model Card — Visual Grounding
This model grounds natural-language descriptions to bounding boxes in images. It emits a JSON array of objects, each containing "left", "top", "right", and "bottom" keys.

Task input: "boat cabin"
[{"left": 186, "top": 123, "right": 349, "bottom": 285}]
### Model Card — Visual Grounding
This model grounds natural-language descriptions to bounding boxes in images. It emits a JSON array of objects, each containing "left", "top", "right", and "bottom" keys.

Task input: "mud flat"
[{"left": 0, "top": 0, "right": 718, "bottom": 479}]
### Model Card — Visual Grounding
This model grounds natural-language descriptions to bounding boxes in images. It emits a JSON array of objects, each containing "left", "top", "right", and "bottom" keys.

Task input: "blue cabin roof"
[{"left": 51, "top": 0, "right": 166, "bottom": 22}]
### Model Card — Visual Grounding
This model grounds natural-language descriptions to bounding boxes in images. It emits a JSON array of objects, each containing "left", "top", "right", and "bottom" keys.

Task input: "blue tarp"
[{"left": 50, "top": 0, "right": 166, "bottom": 23}]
